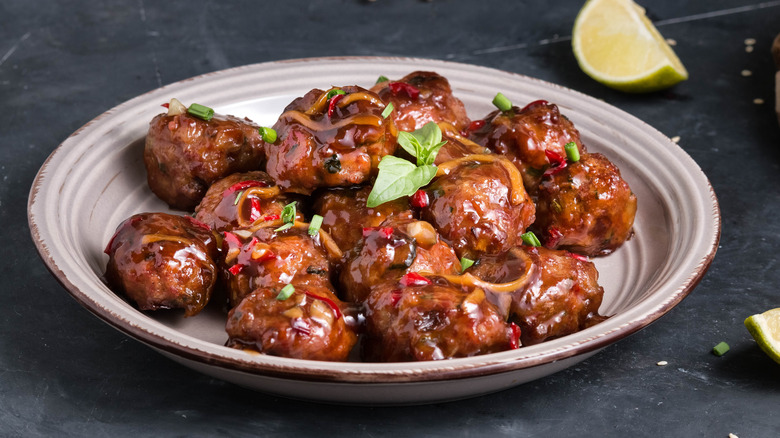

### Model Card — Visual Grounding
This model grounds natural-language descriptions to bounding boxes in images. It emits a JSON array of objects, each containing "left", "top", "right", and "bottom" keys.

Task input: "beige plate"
[{"left": 28, "top": 57, "right": 720, "bottom": 405}]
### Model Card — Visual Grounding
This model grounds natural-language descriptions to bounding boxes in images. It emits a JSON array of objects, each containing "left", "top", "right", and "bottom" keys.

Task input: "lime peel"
[
  {"left": 744, "top": 308, "right": 780, "bottom": 365},
  {"left": 572, "top": 0, "right": 688, "bottom": 93}
]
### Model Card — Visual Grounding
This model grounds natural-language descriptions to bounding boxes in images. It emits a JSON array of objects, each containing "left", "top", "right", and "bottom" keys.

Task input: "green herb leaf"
[
  {"left": 376, "top": 75, "right": 389, "bottom": 84},
  {"left": 381, "top": 102, "right": 394, "bottom": 119},
  {"left": 460, "top": 257, "right": 475, "bottom": 272},
  {"left": 521, "top": 231, "right": 541, "bottom": 247},
  {"left": 366, "top": 156, "right": 437, "bottom": 208},
  {"left": 326, "top": 89, "right": 346, "bottom": 100},
  {"left": 397, "top": 122, "right": 447, "bottom": 166}
]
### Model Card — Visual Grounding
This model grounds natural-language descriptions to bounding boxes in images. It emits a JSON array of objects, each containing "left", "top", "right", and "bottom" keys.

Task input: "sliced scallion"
[
  {"left": 308, "top": 214, "right": 324, "bottom": 236},
  {"left": 564, "top": 142, "right": 580, "bottom": 162},
  {"left": 492, "top": 93, "right": 512, "bottom": 112},
  {"left": 521, "top": 231, "right": 541, "bottom": 247},
  {"left": 276, "top": 284, "right": 295, "bottom": 301},
  {"left": 460, "top": 257, "right": 475, "bottom": 272},
  {"left": 188, "top": 103, "right": 214, "bottom": 121},
  {"left": 259, "top": 127, "right": 277, "bottom": 143},
  {"left": 381, "top": 102, "right": 394, "bottom": 119},
  {"left": 326, "top": 89, "right": 346, "bottom": 100}
]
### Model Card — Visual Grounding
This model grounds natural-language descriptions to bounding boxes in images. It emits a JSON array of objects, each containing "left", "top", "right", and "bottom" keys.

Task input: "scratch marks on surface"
[
  {"left": 654, "top": 0, "right": 780, "bottom": 26},
  {"left": 138, "top": 0, "right": 162, "bottom": 87},
  {"left": 448, "top": 1, "right": 780, "bottom": 59},
  {"left": 0, "top": 32, "right": 31, "bottom": 68}
]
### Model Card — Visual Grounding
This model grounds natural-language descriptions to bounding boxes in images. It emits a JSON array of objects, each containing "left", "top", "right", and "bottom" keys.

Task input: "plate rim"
[{"left": 27, "top": 55, "right": 722, "bottom": 384}]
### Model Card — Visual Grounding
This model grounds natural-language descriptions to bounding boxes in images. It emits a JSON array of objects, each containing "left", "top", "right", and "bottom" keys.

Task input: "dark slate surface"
[{"left": 4, "top": 1, "right": 780, "bottom": 436}]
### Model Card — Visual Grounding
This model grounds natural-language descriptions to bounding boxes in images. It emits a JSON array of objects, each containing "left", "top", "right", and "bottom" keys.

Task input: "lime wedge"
[
  {"left": 745, "top": 308, "right": 780, "bottom": 365},
  {"left": 572, "top": 0, "right": 688, "bottom": 93}
]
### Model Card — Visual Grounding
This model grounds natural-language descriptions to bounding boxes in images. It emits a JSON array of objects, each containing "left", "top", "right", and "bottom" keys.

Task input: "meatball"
[
  {"left": 371, "top": 71, "right": 470, "bottom": 132},
  {"left": 144, "top": 111, "right": 266, "bottom": 210},
  {"left": 312, "top": 185, "right": 414, "bottom": 253},
  {"left": 104, "top": 212, "right": 219, "bottom": 316},
  {"left": 467, "top": 246, "right": 607, "bottom": 346},
  {"left": 194, "top": 171, "right": 303, "bottom": 233},
  {"left": 266, "top": 85, "right": 397, "bottom": 194},
  {"left": 420, "top": 155, "right": 536, "bottom": 258},
  {"left": 226, "top": 283, "right": 357, "bottom": 361},
  {"left": 339, "top": 217, "right": 460, "bottom": 304},
  {"left": 220, "top": 224, "right": 334, "bottom": 307},
  {"left": 532, "top": 153, "right": 637, "bottom": 256},
  {"left": 363, "top": 275, "right": 519, "bottom": 362},
  {"left": 468, "top": 100, "right": 586, "bottom": 193}
]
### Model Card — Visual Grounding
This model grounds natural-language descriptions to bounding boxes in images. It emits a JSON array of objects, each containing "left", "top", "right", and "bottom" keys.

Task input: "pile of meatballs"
[{"left": 104, "top": 71, "right": 637, "bottom": 362}]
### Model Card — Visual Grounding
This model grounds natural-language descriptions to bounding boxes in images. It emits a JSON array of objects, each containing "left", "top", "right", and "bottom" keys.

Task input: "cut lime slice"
[
  {"left": 572, "top": 0, "right": 688, "bottom": 93},
  {"left": 745, "top": 308, "right": 780, "bottom": 365}
]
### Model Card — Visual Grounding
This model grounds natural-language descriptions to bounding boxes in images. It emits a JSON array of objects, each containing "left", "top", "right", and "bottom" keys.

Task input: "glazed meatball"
[
  {"left": 532, "top": 153, "right": 637, "bottom": 256},
  {"left": 371, "top": 71, "right": 470, "bottom": 132},
  {"left": 194, "top": 171, "right": 303, "bottom": 233},
  {"left": 226, "top": 283, "right": 357, "bottom": 361},
  {"left": 467, "top": 246, "right": 606, "bottom": 346},
  {"left": 312, "top": 185, "right": 414, "bottom": 253},
  {"left": 104, "top": 212, "right": 219, "bottom": 316},
  {"left": 363, "top": 275, "right": 519, "bottom": 362},
  {"left": 144, "top": 110, "right": 266, "bottom": 210},
  {"left": 420, "top": 155, "right": 536, "bottom": 258},
  {"left": 469, "top": 100, "right": 586, "bottom": 193},
  {"left": 221, "top": 224, "right": 335, "bottom": 307},
  {"left": 339, "top": 217, "right": 460, "bottom": 303},
  {"left": 266, "top": 85, "right": 397, "bottom": 194}
]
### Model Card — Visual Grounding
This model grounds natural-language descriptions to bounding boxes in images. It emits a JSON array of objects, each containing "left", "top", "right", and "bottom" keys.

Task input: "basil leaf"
[
  {"left": 366, "top": 157, "right": 436, "bottom": 208},
  {"left": 417, "top": 121, "right": 442, "bottom": 151},
  {"left": 397, "top": 131, "right": 423, "bottom": 163}
]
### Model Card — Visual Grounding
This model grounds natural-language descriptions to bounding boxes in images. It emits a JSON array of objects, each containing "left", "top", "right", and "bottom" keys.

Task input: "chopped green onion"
[
  {"left": 381, "top": 102, "right": 394, "bottom": 119},
  {"left": 712, "top": 341, "right": 730, "bottom": 356},
  {"left": 233, "top": 190, "right": 244, "bottom": 205},
  {"left": 492, "top": 93, "right": 512, "bottom": 112},
  {"left": 460, "top": 257, "right": 475, "bottom": 272},
  {"left": 188, "top": 103, "right": 214, "bottom": 121},
  {"left": 276, "top": 284, "right": 295, "bottom": 300},
  {"left": 521, "top": 231, "right": 541, "bottom": 247},
  {"left": 564, "top": 142, "right": 580, "bottom": 162},
  {"left": 376, "top": 75, "right": 389, "bottom": 84},
  {"left": 275, "top": 201, "right": 297, "bottom": 232},
  {"left": 259, "top": 127, "right": 277, "bottom": 143},
  {"left": 308, "top": 214, "right": 324, "bottom": 236},
  {"left": 326, "top": 89, "right": 346, "bottom": 100}
]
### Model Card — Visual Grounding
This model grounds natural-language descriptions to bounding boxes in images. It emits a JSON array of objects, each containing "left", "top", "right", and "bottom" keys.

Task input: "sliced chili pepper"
[
  {"left": 249, "top": 197, "right": 262, "bottom": 222},
  {"left": 509, "top": 323, "right": 521, "bottom": 349},
  {"left": 546, "top": 227, "right": 564, "bottom": 247},
  {"left": 263, "top": 214, "right": 280, "bottom": 221},
  {"left": 304, "top": 291, "right": 343, "bottom": 319},
  {"left": 223, "top": 180, "right": 269, "bottom": 197},
  {"left": 566, "top": 251, "right": 590, "bottom": 263},
  {"left": 185, "top": 216, "right": 212, "bottom": 232},
  {"left": 228, "top": 263, "right": 244, "bottom": 275},
  {"left": 400, "top": 272, "right": 432, "bottom": 287},
  {"left": 390, "top": 289, "right": 403, "bottom": 307},
  {"left": 362, "top": 226, "right": 394, "bottom": 239},
  {"left": 161, "top": 102, "right": 170, "bottom": 108},
  {"left": 410, "top": 189, "right": 429, "bottom": 208},
  {"left": 460, "top": 119, "right": 486, "bottom": 136},
  {"left": 327, "top": 93, "right": 345, "bottom": 118},
  {"left": 520, "top": 99, "right": 549, "bottom": 113},
  {"left": 290, "top": 318, "right": 312, "bottom": 336},
  {"left": 388, "top": 81, "right": 420, "bottom": 99},
  {"left": 543, "top": 149, "right": 567, "bottom": 177},
  {"left": 223, "top": 231, "right": 242, "bottom": 249}
]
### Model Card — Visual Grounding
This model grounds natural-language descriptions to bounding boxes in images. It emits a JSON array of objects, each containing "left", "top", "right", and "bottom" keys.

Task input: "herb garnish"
[
  {"left": 275, "top": 201, "right": 297, "bottom": 232},
  {"left": 366, "top": 122, "right": 446, "bottom": 208}
]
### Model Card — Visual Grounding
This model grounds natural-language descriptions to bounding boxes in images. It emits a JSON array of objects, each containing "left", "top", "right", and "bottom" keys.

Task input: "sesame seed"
[
  {"left": 671, "top": 136, "right": 680, "bottom": 143},
  {"left": 741, "top": 69, "right": 753, "bottom": 77},
  {"left": 754, "top": 98, "right": 765, "bottom": 104},
  {"left": 744, "top": 38, "right": 756, "bottom": 46},
  {"left": 657, "top": 360, "right": 668, "bottom": 366},
  {"left": 745, "top": 45, "right": 754, "bottom": 53},
  {"left": 666, "top": 38, "right": 677, "bottom": 46}
]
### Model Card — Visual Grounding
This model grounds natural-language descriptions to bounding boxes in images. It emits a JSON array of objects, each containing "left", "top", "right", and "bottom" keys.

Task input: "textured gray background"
[{"left": 4, "top": 1, "right": 780, "bottom": 436}]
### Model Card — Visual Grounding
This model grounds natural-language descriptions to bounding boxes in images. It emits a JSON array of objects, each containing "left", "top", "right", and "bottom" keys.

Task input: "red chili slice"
[
  {"left": 546, "top": 227, "right": 564, "bottom": 247},
  {"left": 228, "top": 263, "right": 244, "bottom": 275},
  {"left": 461, "top": 119, "right": 486, "bottom": 137},
  {"left": 304, "top": 291, "right": 343, "bottom": 319},
  {"left": 388, "top": 81, "right": 420, "bottom": 99},
  {"left": 509, "top": 323, "right": 521, "bottom": 349},
  {"left": 410, "top": 189, "right": 429, "bottom": 208},
  {"left": 543, "top": 149, "right": 567, "bottom": 177},
  {"left": 390, "top": 289, "right": 403, "bottom": 307},
  {"left": 566, "top": 251, "right": 590, "bottom": 263},
  {"left": 400, "top": 272, "right": 432, "bottom": 287},
  {"left": 223, "top": 231, "right": 242, "bottom": 249},
  {"left": 327, "top": 93, "right": 345, "bottom": 118},
  {"left": 161, "top": 102, "right": 170, "bottom": 108},
  {"left": 263, "top": 214, "right": 280, "bottom": 221},
  {"left": 362, "top": 227, "right": 394, "bottom": 239},
  {"left": 520, "top": 99, "right": 549, "bottom": 113},
  {"left": 186, "top": 216, "right": 212, "bottom": 232},
  {"left": 249, "top": 198, "right": 262, "bottom": 222},
  {"left": 223, "top": 180, "right": 269, "bottom": 197},
  {"left": 291, "top": 318, "right": 312, "bottom": 336}
]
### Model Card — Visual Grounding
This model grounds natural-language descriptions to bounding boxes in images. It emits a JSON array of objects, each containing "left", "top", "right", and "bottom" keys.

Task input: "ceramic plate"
[{"left": 28, "top": 57, "right": 720, "bottom": 405}]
